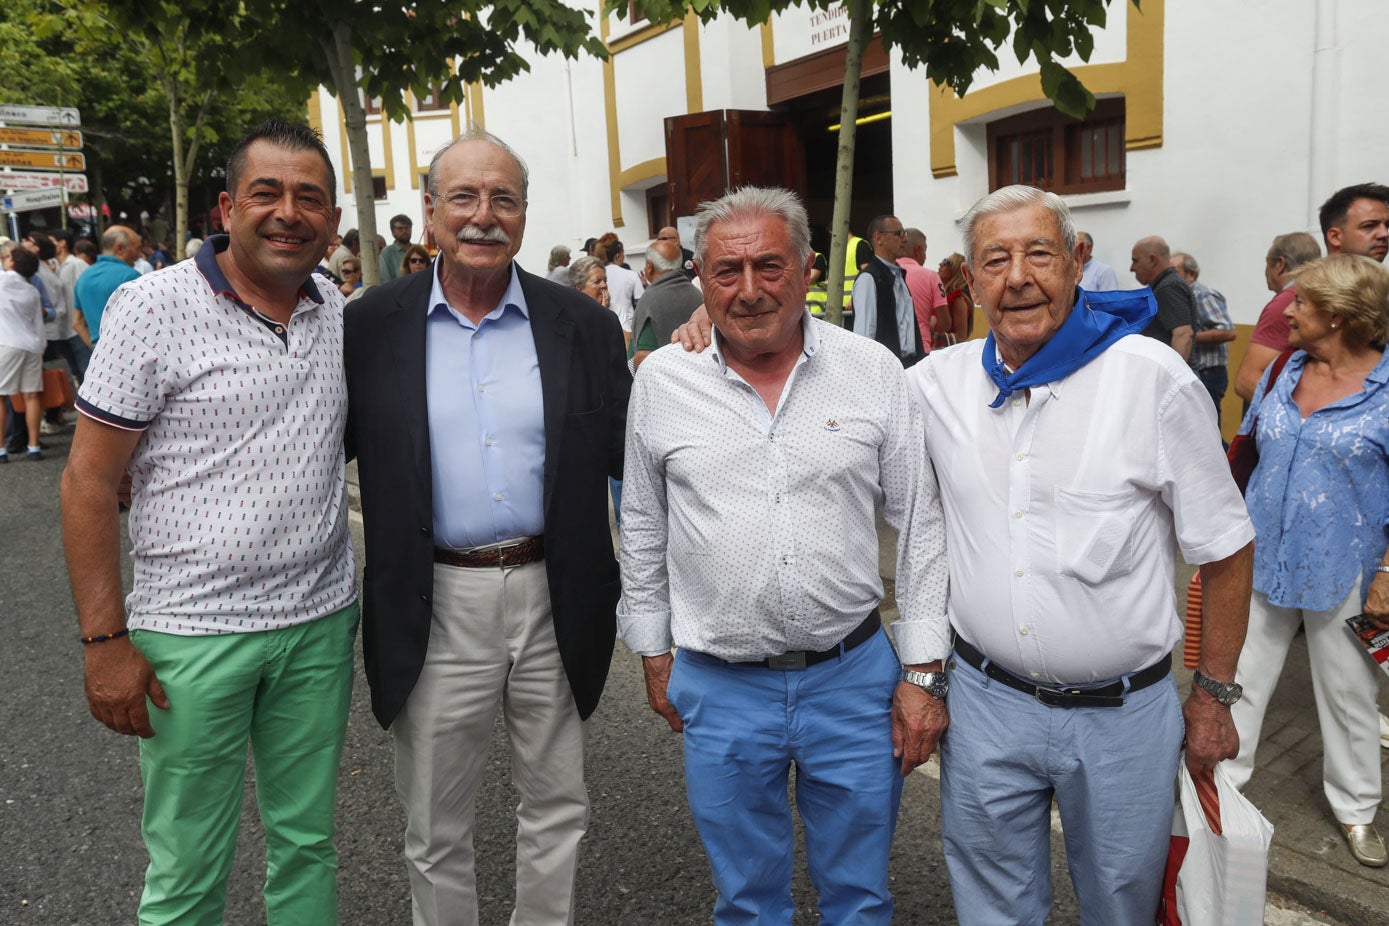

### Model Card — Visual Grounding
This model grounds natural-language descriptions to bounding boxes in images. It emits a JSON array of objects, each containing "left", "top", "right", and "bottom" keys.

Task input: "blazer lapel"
[
  {"left": 384, "top": 273, "right": 434, "bottom": 507},
  {"left": 520, "top": 269, "right": 574, "bottom": 517}
]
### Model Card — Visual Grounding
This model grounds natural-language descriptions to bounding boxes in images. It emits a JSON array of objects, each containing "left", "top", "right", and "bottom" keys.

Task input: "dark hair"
[
  {"left": 401, "top": 244, "right": 431, "bottom": 274},
  {"left": 9, "top": 247, "right": 39, "bottom": 278},
  {"left": 75, "top": 240, "right": 98, "bottom": 260},
  {"left": 866, "top": 214, "right": 899, "bottom": 239},
  {"left": 390, "top": 214, "right": 412, "bottom": 227},
  {"left": 52, "top": 229, "right": 75, "bottom": 250},
  {"left": 1318, "top": 183, "right": 1389, "bottom": 243},
  {"left": 343, "top": 229, "right": 360, "bottom": 247},
  {"left": 28, "top": 232, "right": 56, "bottom": 261},
  {"left": 225, "top": 118, "right": 337, "bottom": 205}
]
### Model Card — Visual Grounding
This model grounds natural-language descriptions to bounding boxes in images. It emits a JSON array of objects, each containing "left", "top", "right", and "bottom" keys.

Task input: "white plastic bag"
[{"left": 1156, "top": 761, "right": 1274, "bottom": 926}]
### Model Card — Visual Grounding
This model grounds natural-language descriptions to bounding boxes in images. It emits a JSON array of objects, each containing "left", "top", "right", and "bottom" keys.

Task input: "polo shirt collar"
[{"left": 194, "top": 233, "right": 326, "bottom": 306}]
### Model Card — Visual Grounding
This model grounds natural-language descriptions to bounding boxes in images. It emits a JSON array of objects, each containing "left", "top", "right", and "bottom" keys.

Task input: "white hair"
[
  {"left": 693, "top": 186, "right": 811, "bottom": 266},
  {"left": 960, "top": 185, "right": 1077, "bottom": 267}
]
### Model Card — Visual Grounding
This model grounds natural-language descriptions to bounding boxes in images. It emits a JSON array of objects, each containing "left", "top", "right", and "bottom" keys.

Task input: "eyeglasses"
[
  {"left": 880, "top": 229, "right": 906, "bottom": 237},
  {"left": 408, "top": 257, "right": 428, "bottom": 265},
  {"left": 342, "top": 266, "right": 360, "bottom": 274},
  {"left": 438, "top": 191, "right": 524, "bottom": 218}
]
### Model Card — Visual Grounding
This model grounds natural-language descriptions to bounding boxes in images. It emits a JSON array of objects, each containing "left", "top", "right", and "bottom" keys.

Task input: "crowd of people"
[{"left": 24, "top": 111, "right": 1387, "bottom": 926}]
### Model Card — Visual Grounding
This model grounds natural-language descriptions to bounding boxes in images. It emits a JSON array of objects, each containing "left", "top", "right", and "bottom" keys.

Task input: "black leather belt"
[
  {"left": 433, "top": 536, "right": 544, "bottom": 569},
  {"left": 731, "top": 609, "right": 881, "bottom": 670},
  {"left": 953, "top": 636, "right": 1171, "bottom": 708}
]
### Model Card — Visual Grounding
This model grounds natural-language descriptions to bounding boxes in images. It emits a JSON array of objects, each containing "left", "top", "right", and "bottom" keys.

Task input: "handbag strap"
[{"left": 1247, "top": 349, "right": 1296, "bottom": 437}]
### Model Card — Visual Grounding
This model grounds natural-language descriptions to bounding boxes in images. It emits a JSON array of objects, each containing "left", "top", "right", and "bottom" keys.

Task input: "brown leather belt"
[{"left": 433, "top": 536, "right": 544, "bottom": 569}]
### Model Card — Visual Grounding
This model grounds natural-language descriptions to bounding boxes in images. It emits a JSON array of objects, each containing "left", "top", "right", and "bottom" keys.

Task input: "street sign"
[
  {"left": 0, "top": 104, "right": 81, "bottom": 128},
  {"left": 0, "top": 188, "right": 65, "bottom": 214},
  {"left": 0, "top": 127, "right": 82, "bottom": 150},
  {"left": 0, "top": 171, "right": 88, "bottom": 193},
  {"left": 0, "top": 149, "right": 85, "bottom": 170}
]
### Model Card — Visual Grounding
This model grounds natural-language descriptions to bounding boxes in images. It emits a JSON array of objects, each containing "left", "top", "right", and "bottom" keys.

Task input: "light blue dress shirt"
[
  {"left": 426, "top": 264, "right": 546, "bottom": 548},
  {"left": 1242, "top": 348, "right": 1389, "bottom": 610}
]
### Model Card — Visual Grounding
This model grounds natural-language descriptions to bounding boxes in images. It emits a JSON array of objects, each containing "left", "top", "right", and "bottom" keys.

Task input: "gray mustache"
[{"left": 456, "top": 226, "right": 510, "bottom": 245}]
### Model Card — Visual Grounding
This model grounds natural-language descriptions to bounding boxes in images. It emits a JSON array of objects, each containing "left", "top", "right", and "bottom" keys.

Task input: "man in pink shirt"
[
  {"left": 897, "top": 228, "right": 949, "bottom": 352},
  {"left": 1233, "top": 231, "right": 1321, "bottom": 402}
]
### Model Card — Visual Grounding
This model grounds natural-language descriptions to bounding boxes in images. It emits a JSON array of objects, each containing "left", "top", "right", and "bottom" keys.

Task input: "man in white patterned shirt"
[
  {"left": 619, "top": 187, "right": 950, "bottom": 924},
  {"left": 60, "top": 120, "right": 358, "bottom": 926}
]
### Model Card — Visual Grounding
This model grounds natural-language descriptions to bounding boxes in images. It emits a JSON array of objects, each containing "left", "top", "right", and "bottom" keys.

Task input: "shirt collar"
[
  {"left": 194, "top": 234, "right": 326, "bottom": 306},
  {"left": 874, "top": 254, "right": 904, "bottom": 276},
  {"left": 427, "top": 261, "right": 528, "bottom": 325},
  {"left": 709, "top": 309, "right": 818, "bottom": 373},
  {"left": 992, "top": 342, "right": 1064, "bottom": 399}
]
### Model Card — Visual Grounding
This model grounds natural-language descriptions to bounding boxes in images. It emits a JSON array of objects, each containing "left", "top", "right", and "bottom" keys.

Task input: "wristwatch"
[
  {"left": 901, "top": 668, "right": 949, "bottom": 699},
  {"left": 1191, "top": 670, "right": 1243, "bottom": 706}
]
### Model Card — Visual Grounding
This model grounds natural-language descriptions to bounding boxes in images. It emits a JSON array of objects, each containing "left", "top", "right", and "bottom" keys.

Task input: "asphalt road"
[{"left": 0, "top": 427, "right": 1334, "bottom": 924}]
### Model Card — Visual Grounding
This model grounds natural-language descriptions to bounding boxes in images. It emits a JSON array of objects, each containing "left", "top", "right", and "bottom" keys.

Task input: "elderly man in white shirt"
[
  {"left": 620, "top": 186, "right": 950, "bottom": 924},
  {"left": 908, "top": 185, "right": 1254, "bottom": 926}
]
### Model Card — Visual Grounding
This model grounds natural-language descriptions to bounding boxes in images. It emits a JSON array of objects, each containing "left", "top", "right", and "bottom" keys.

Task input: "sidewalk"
[{"left": 873, "top": 522, "right": 1388, "bottom": 924}]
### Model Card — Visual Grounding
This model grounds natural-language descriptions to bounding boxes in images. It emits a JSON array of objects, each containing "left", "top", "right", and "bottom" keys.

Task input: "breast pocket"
[{"left": 1053, "top": 488, "right": 1136, "bottom": 585}]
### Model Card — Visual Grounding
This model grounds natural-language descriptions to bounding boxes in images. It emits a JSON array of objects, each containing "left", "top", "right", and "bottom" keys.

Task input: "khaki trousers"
[{"left": 392, "top": 559, "right": 589, "bottom": 926}]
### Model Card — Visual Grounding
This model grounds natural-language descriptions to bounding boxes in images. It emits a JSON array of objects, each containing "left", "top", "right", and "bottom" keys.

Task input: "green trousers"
[{"left": 131, "top": 602, "right": 359, "bottom": 926}]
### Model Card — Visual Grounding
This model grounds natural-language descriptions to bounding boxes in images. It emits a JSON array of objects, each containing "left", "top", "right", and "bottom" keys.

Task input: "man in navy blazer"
[{"left": 344, "top": 129, "right": 629, "bottom": 926}]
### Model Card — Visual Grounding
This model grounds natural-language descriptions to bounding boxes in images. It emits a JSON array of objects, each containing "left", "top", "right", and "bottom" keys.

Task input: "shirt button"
[
  {"left": 1016, "top": 453, "right": 1025, "bottom": 461},
  {"left": 274, "top": 326, "right": 285, "bottom": 335},
  {"left": 494, "top": 492, "right": 504, "bottom": 501},
  {"left": 477, "top": 385, "right": 485, "bottom": 393},
  {"left": 485, "top": 438, "right": 494, "bottom": 446},
  {"left": 1014, "top": 510, "right": 1024, "bottom": 518},
  {"left": 472, "top": 332, "right": 480, "bottom": 340},
  {"left": 1011, "top": 399, "right": 1022, "bottom": 407},
  {"left": 1031, "top": 671, "right": 1042, "bottom": 679},
  {"left": 1019, "top": 626, "right": 1030, "bottom": 635},
  {"left": 1015, "top": 569, "right": 1024, "bottom": 577}
]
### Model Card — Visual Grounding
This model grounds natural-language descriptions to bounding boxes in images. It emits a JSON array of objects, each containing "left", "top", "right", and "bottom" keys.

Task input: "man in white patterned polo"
[
  {"left": 619, "top": 187, "right": 950, "bottom": 923},
  {"left": 60, "top": 119, "right": 358, "bottom": 926}
]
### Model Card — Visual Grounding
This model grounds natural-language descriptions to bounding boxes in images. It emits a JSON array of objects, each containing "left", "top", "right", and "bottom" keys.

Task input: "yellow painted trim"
[
  {"left": 406, "top": 94, "right": 419, "bottom": 192},
  {"left": 760, "top": 22, "right": 775, "bottom": 70},
  {"left": 928, "top": 0, "right": 1164, "bottom": 178},
  {"left": 381, "top": 117, "right": 394, "bottom": 191},
  {"left": 607, "top": 18, "right": 682, "bottom": 54},
  {"left": 306, "top": 90, "right": 323, "bottom": 135},
  {"left": 616, "top": 157, "right": 667, "bottom": 191},
  {"left": 601, "top": 16, "right": 623, "bottom": 226},
  {"left": 683, "top": 12, "right": 703, "bottom": 113}
]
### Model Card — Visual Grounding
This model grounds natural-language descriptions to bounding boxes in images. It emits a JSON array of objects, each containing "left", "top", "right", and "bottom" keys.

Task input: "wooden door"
[{"left": 665, "top": 110, "right": 806, "bottom": 220}]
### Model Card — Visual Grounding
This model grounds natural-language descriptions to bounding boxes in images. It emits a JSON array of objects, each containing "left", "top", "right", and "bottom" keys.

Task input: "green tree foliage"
[
  {"left": 613, "top": 0, "right": 1134, "bottom": 322},
  {"left": 236, "top": 0, "right": 610, "bottom": 284}
]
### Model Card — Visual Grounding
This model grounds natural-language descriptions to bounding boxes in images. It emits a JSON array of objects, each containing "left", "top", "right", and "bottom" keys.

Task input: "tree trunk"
[
  {"left": 323, "top": 22, "right": 381, "bottom": 286},
  {"left": 164, "top": 73, "right": 188, "bottom": 255},
  {"left": 823, "top": 0, "right": 870, "bottom": 327},
  {"left": 174, "top": 90, "right": 215, "bottom": 254}
]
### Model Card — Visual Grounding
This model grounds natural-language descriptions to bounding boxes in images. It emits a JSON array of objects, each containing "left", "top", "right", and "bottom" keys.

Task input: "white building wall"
[{"left": 314, "top": 0, "right": 1388, "bottom": 321}]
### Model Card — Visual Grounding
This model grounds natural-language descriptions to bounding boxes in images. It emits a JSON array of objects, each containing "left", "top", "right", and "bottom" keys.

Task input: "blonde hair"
[
  {"left": 1293, "top": 254, "right": 1389, "bottom": 347},
  {"left": 939, "top": 252, "right": 970, "bottom": 294}
]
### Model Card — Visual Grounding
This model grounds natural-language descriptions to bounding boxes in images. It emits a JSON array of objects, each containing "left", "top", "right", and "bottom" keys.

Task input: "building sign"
[
  {"left": 0, "top": 171, "right": 89, "bottom": 193},
  {"left": 0, "top": 104, "right": 81, "bottom": 128},
  {"left": 809, "top": 3, "right": 851, "bottom": 51}
]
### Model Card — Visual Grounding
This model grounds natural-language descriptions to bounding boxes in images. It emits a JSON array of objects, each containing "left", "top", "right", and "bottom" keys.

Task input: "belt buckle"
[
  {"left": 767, "top": 652, "right": 807, "bottom": 670},
  {"left": 1034, "top": 685, "right": 1069, "bottom": 708}
]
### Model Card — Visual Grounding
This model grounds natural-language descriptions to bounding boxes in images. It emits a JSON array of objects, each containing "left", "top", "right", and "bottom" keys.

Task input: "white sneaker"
[
  {"left": 1381, "top": 713, "right": 1389, "bottom": 749},
  {"left": 40, "top": 419, "right": 65, "bottom": 435}
]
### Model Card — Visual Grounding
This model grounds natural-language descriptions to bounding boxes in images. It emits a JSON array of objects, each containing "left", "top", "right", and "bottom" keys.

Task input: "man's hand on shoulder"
[
  {"left": 671, "top": 304, "right": 711, "bottom": 352},
  {"left": 641, "top": 652, "right": 683, "bottom": 732},
  {"left": 84, "top": 638, "right": 169, "bottom": 738}
]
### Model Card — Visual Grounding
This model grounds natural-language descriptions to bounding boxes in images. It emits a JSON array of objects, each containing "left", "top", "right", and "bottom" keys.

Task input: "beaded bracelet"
[{"left": 80, "top": 628, "right": 130, "bottom": 645}]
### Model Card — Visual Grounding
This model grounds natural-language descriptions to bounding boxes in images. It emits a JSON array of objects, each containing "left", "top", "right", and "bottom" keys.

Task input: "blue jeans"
[
  {"left": 668, "top": 629, "right": 903, "bottom": 925},
  {"left": 939, "top": 652, "right": 1183, "bottom": 926}
]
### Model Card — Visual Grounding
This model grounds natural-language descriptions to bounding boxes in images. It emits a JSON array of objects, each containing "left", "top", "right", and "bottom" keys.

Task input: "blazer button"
[
  {"left": 419, "top": 594, "right": 429, "bottom": 603},
  {"left": 420, "top": 526, "right": 432, "bottom": 537}
]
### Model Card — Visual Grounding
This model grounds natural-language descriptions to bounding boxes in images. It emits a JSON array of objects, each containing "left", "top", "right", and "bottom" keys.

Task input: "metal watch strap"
[
  {"left": 901, "top": 668, "right": 948, "bottom": 698},
  {"left": 1192, "top": 669, "right": 1243, "bottom": 705}
]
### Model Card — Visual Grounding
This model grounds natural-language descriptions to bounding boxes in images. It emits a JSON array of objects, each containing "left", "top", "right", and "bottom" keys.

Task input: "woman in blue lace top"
[{"left": 1226, "top": 254, "right": 1389, "bottom": 867}]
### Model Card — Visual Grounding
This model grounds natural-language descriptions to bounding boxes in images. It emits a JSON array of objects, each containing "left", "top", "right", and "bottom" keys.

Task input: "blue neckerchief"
[{"left": 981, "top": 287, "right": 1157, "bottom": 408}]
